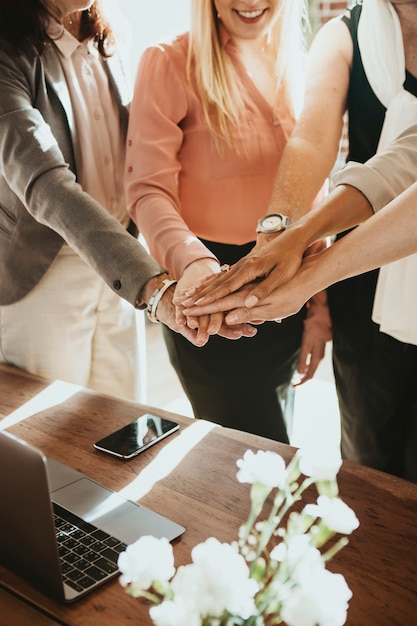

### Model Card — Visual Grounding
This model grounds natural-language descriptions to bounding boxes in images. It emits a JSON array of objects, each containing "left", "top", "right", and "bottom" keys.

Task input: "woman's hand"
[
  {"left": 174, "top": 260, "right": 257, "bottom": 344},
  {"left": 292, "top": 330, "right": 326, "bottom": 387},
  {"left": 175, "top": 227, "right": 307, "bottom": 311},
  {"left": 181, "top": 254, "right": 322, "bottom": 325}
]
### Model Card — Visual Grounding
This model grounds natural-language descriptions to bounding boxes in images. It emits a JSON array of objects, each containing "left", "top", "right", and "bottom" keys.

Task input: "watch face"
[
  {"left": 256, "top": 213, "right": 289, "bottom": 233},
  {"left": 261, "top": 215, "right": 283, "bottom": 230}
]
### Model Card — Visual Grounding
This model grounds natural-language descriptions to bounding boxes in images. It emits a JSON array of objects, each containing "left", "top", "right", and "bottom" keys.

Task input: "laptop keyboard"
[{"left": 53, "top": 502, "right": 127, "bottom": 593}]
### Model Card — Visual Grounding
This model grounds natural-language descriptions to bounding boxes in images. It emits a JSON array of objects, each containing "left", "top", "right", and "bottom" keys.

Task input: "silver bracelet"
[{"left": 147, "top": 278, "right": 177, "bottom": 324}]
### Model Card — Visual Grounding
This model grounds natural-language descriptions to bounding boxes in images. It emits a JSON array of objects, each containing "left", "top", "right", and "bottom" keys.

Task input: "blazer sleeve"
[
  {"left": 0, "top": 44, "right": 162, "bottom": 307},
  {"left": 333, "top": 124, "right": 417, "bottom": 212}
]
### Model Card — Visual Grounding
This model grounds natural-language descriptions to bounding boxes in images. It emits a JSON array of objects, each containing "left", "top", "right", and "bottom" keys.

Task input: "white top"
[{"left": 47, "top": 20, "right": 128, "bottom": 227}]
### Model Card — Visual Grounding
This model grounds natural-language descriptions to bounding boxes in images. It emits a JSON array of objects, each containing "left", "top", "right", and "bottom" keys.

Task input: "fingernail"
[{"left": 245, "top": 295, "right": 258, "bottom": 307}]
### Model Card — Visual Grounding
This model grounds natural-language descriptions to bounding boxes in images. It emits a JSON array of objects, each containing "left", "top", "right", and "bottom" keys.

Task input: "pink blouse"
[{"left": 125, "top": 30, "right": 296, "bottom": 279}]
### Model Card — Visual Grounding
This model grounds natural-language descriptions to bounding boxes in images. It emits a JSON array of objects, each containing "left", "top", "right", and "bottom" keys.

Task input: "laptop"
[{"left": 0, "top": 430, "right": 185, "bottom": 603}]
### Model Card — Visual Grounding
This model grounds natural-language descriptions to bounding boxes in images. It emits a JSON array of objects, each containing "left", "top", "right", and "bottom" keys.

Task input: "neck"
[
  {"left": 233, "top": 34, "right": 269, "bottom": 57},
  {"left": 62, "top": 12, "right": 83, "bottom": 40}
]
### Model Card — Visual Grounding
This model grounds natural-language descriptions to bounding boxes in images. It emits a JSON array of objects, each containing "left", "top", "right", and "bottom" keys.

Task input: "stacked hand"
[
  {"left": 172, "top": 230, "right": 330, "bottom": 384},
  {"left": 173, "top": 230, "right": 307, "bottom": 323},
  {"left": 151, "top": 258, "right": 257, "bottom": 348}
]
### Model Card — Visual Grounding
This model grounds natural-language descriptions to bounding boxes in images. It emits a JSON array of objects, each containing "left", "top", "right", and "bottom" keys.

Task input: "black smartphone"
[{"left": 94, "top": 414, "right": 180, "bottom": 459}]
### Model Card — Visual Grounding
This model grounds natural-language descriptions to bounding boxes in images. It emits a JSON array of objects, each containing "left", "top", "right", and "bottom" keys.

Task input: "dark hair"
[{"left": 0, "top": 0, "right": 115, "bottom": 57}]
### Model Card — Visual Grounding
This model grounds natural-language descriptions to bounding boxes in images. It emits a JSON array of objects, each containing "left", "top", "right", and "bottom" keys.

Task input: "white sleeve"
[{"left": 332, "top": 124, "right": 417, "bottom": 212}]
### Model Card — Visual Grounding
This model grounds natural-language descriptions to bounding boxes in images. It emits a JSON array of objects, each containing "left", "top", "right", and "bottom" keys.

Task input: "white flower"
[
  {"left": 281, "top": 568, "right": 352, "bottom": 626},
  {"left": 119, "top": 450, "right": 359, "bottom": 626},
  {"left": 171, "top": 538, "right": 258, "bottom": 619},
  {"left": 118, "top": 535, "right": 175, "bottom": 590},
  {"left": 150, "top": 598, "right": 201, "bottom": 626},
  {"left": 304, "top": 496, "right": 360, "bottom": 535},
  {"left": 297, "top": 448, "right": 342, "bottom": 481},
  {"left": 270, "top": 534, "right": 324, "bottom": 583},
  {"left": 236, "top": 449, "right": 287, "bottom": 488}
]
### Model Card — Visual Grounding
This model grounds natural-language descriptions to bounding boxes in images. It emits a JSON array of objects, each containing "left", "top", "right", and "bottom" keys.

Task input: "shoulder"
[
  {"left": 0, "top": 38, "right": 46, "bottom": 93},
  {"left": 309, "top": 14, "right": 353, "bottom": 59},
  {"left": 141, "top": 32, "right": 189, "bottom": 66},
  {"left": 138, "top": 32, "right": 189, "bottom": 87}
]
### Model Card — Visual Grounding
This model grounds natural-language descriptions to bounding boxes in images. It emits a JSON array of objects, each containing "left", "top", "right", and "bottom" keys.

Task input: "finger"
[
  {"left": 296, "top": 344, "right": 311, "bottom": 378},
  {"left": 186, "top": 315, "right": 199, "bottom": 330},
  {"left": 175, "top": 303, "right": 187, "bottom": 325},
  {"left": 188, "top": 260, "right": 266, "bottom": 306},
  {"left": 224, "top": 306, "right": 256, "bottom": 325},
  {"left": 206, "top": 311, "right": 225, "bottom": 335},
  {"left": 194, "top": 314, "right": 211, "bottom": 346},
  {"left": 243, "top": 267, "right": 298, "bottom": 308},
  {"left": 183, "top": 291, "right": 248, "bottom": 316},
  {"left": 303, "top": 344, "right": 326, "bottom": 382},
  {"left": 173, "top": 273, "right": 221, "bottom": 303},
  {"left": 216, "top": 322, "right": 257, "bottom": 340},
  {"left": 239, "top": 323, "right": 258, "bottom": 337},
  {"left": 225, "top": 304, "right": 279, "bottom": 325},
  {"left": 180, "top": 325, "right": 205, "bottom": 346}
]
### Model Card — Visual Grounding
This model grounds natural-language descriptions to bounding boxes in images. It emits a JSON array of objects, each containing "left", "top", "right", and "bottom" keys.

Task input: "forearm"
[
  {"left": 268, "top": 19, "right": 350, "bottom": 221},
  {"left": 302, "top": 182, "right": 417, "bottom": 291},
  {"left": 286, "top": 183, "right": 374, "bottom": 250},
  {"left": 267, "top": 134, "right": 340, "bottom": 222},
  {"left": 302, "top": 123, "right": 417, "bottom": 245}
]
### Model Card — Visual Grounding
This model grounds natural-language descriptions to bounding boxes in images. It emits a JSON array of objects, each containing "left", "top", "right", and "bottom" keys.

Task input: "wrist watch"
[{"left": 256, "top": 213, "right": 291, "bottom": 234}]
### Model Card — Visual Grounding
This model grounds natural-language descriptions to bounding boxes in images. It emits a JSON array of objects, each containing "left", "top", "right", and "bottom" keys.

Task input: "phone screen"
[{"left": 94, "top": 414, "right": 180, "bottom": 459}]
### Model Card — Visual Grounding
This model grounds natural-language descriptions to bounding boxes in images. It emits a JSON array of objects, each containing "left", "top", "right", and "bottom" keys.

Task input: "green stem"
[
  {"left": 127, "top": 587, "right": 161, "bottom": 604},
  {"left": 322, "top": 536, "right": 349, "bottom": 562},
  {"left": 250, "top": 477, "right": 315, "bottom": 569}
]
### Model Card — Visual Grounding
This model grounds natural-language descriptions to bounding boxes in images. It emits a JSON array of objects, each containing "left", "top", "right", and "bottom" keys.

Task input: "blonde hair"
[{"left": 187, "top": 0, "right": 309, "bottom": 147}]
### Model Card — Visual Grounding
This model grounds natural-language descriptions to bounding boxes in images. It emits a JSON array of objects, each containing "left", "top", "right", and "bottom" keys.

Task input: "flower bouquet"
[{"left": 118, "top": 448, "right": 359, "bottom": 626}]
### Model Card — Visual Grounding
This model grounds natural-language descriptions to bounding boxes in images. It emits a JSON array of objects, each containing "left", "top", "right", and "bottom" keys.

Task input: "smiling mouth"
[{"left": 235, "top": 8, "right": 267, "bottom": 21}]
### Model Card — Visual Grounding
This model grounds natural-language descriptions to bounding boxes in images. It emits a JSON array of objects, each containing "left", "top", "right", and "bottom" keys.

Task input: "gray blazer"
[{"left": 0, "top": 38, "right": 161, "bottom": 306}]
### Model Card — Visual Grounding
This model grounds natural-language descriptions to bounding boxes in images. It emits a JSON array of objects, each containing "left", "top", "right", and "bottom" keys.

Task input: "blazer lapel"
[{"left": 42, "top": 45, "right": 82, "bottom": 171}]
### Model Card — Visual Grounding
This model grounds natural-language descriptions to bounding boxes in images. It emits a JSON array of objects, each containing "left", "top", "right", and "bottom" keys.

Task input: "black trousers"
[
  {"left": 328, "top": 268, "right": 417, "bottom": 483},
  {"left": 163, "top": 239, "right": 305, "bottom": 442}
]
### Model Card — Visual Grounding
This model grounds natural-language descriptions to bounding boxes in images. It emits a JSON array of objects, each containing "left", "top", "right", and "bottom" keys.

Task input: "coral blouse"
[{"left": 125, "top": 29, "right": 296, "bottom": 279}]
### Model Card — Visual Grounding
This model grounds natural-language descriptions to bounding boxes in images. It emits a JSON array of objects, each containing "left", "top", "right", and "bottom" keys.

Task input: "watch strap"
[{"left": 147, "top": 278, "right": 177, "bottom": 323}]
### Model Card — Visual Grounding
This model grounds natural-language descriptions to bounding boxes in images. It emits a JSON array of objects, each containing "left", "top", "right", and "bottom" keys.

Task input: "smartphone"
[{"left": 94, "top": 414, "right": 180, "bottom": 459}]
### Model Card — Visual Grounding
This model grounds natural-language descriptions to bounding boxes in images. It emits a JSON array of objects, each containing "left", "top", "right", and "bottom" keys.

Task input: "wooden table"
[{"left": 0, "top": 363, "right": 416, "bottom": 625}]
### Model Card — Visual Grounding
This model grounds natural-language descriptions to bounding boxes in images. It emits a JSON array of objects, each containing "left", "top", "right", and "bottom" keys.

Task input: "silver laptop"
[{"left": 0, "top": 430, "right": 185, "bottom": 603}]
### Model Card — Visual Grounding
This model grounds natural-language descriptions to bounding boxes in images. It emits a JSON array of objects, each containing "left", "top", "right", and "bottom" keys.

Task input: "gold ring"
[{"left": 220, "top": 264, "right": 230, "bottom": 272}]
